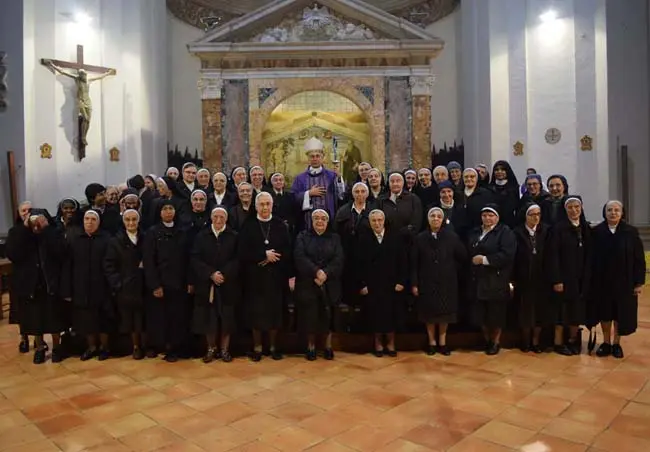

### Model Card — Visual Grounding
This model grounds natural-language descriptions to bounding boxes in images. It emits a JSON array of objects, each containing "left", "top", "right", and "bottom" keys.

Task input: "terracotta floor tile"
[
  {"left": 0, "top": 409, "right": 31, "bottom": 433},
  {"left": 524, "top": 433, "right": 588, "bottom": 452},
  {"left": 560, "top": 402, "right": 623, "bottom": 427},
  {"left": 91, "top": 374, "right": 134, "bottom": 390},
  {"left": 230, "top": 412, "right": 291, "bottom": 437},
  {"left": 1, "top": 439, "right": 62, "bottom": 452},
  {"left": 142, "top": 401, "right": 198, "bottom": 424},
  {"left": 166, "top": 412, "right": 225, "bottom": 438},
  {"left": 259, "top": 425, "right": 324, "bottom": 451},
  {"left": 191, "top": 425, "right": 253, "bottom": 451},
  {"left": 446, "top": 436, "right": 514, "bottom": 452},
  {"left": 154, "top": 442, "right": 206, "bottom": 452},
  {"left": 269, "top": 401, "right": 323, "bottom": 422},
  {"left": 0, "top": 423, "right": 47, "bottom": 450},
  {"left": 52, "top": 425, "right": 114, "bottom": 452},
  {"left": 433, "top": 410, "right": 491, "bottom": 435},
  {"left": 67, "top": 390, "right": 116, "bottom": 410},
  {"left": 541, "top": 417, "right": 604, "bottom": 444},
  {"left": 620, "top": 400, "right": 650, "bottom": 419},
  {"left": 608, "top": 413, "right": 650, "bottom": 439},
  {"left": 300, "top": 389, "right": 351, "bottom": 410},
  {"left": 496, "top": 406, "right": 552, "bottom": 434},
  {"left": 355, "top": 387, "right": 413, "bottom": 411},
  {"left": 306, "top": 440, "right": 357, "bottom": 452},
  {"left": 1, "top": 385, "right": 59, "bottom": 409},
  {"left": 230, "top": 440, "right": 281, "bottom": 452},
  {"left": 21, "top": 400, "right": 77, "bottom": 422},
  {"left": 473, "top": 420, "right": 537, "bottom": 448},
  {"left": 82, "top": 400, "right": 136, "bottom": 422},
  {"left": 51, "top": 382, "right": 100, "bottom": 399},
  {"left": 516, "top": 394, "right": 571, "bottom": 416},
  {"left": 335, "top": 401, "right": 385, "bottom": 423},
  {"left": 36, "top": 412, "right": 88, "bottom": 436},
  {"left": 101, "top": 412, "right": 157, "bottom": 438},
  {"left": 376, "top": 438, "right": 434, "bottom": 452},
  {"left": 401, "top": 423, "right": 464, "bottom": 450},
  {"left": 181, "top": 390, "right": 231, "bottom": 411},
  {"left": 119, "top": 425, "right": 183, "bottom": 452},
  {"left": 83, "top": 439, "right": 133, "bottom": 451},
  {"left": 334, "top": 424, "right": 402, "bottom": 452},
  {"left": 592, "top": 428, "right": 650, "bottom": 452},
  {"left": 297, "top": 411, "right": 356, "bottom": 438},
  {"left": 203, "top": 399, "right": 258, "bottom": 425},
  {"left": 163, "top": 381, "right": 211, "bottom": 400}
]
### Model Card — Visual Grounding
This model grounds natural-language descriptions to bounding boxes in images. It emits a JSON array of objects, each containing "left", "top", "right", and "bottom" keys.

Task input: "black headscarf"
[
  {"left": 547, "top": 174, "right": 569, "bottom": 196},
  {"left": 127, "top": 174, "right": 145, "bottom": 191},
  {"left": 84, "top": 183, "right": 106, "bottom": 205},
  {"left": 490, "top": 161, "right": 519, "bottom": 188},
  {"left": 155, "top": 198, "right": 176, "bottom": 224}
]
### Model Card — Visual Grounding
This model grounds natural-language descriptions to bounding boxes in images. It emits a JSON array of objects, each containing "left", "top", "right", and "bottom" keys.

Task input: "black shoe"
[
  {"left": 145, "top": 349, "right": 158, "bottom": 359},
  {"left": 271, "top": 350, "right": 283, "bottom": 361},
  {"left": 97, "top": 349, "right": 110, "bottom": 361},
  {"left": 520, "top": 343, "right": 531, "bottom": 353},
  {"left": 19, "top": 340, "right": 29, "bottom": 354},
  {"left": 426, "top": 345, "right": 436, "bottom": 356},
  {"left": 305, "top": 349, "right": 317, "bottom": 361},
  {"left": 221, "top": 350, "right": 233, "bottom": 363},
  {"left": 202, "top": 348, "right": 217, "bottom": 364},
  {"left": 531, "top": 344, "right": 543, "bottom": 354},
  {"left": 323, "top": 348, "right": 334, "bottom": 360},
  {"left": 568, "top": 341, "right": 581, "bottom": 355},
  {"left": 249, "top": 351, "right": 262, "bottom": 362},
  {"left": 596, "top": 343, "right": 612, "bottom": 357},
  {"left": 486, "top": 342, "right": 500, "bottom": 356},
  {"left": 438, "top": 345, "right": 451, "bottom": 356},
  {"left": 33, "top": 340, "right": 49, "bottom": 351},
  {"left": 33, "top": 348, "right": 46, "bottom": 364},
  {"left": 80, "top": 349, "right": 97, "bottom": 361},
  {"left": 163, "top": 352, "right": 179, "bottom": 363},
  {"left": 612, "top": 344, "right": 624, "bottom": 359},
  {"left": 373, "top": 349, "right": 383, "bottom": 358},
  {"left": 385, "top": 349, "right": 397, "bottom": 358},
  {"left": 554, "top": 344, "right": 573, "bottom": 356},
  {"left": 51, "top": 346, "right": 65, "bottom": 363},
  {"left": 132, "top": 348, "right": 145, "bottom": 360}
]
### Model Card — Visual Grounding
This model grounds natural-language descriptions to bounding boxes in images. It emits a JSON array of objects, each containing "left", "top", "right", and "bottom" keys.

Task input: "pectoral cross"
[{"left": 41, "top": 45, "right": 116, "bottom": 160}]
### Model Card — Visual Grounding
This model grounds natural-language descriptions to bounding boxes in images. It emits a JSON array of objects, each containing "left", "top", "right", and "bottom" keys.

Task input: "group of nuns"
[{"left": 6, "top": 158, "right": 646, "bottom": 365}]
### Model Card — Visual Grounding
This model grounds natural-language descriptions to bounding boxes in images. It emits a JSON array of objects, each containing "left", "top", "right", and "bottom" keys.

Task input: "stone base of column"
[{"left": 201, "top": 98, "right": 222, "bottom": 172}]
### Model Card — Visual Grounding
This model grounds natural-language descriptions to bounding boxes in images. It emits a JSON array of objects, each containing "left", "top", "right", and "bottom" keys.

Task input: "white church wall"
[
  {"left": 21, "top": 0, "right": 168, "bottom": 215},
  {"left": 0, "top": 0, "right": 26, "bottom": 231},
  {"left": 168, "top": 14, "right": 203, "bottom": 155},
  {"left": 606, "top": 0, "right": 650, "bottom": 225},
  {"left": 426, "top": 10, "right": 460, "bottom": 149}
]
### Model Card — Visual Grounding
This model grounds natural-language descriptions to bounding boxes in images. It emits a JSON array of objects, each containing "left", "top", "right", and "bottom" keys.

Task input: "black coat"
[
  {"left": 547, "top": 219, "right": 592, "bottom": 325},
  {"left": 228, "top": 204, "right": 253, "bottom": 232},
  {"left": 191, "top": 227, "right": 239, "bottom": 308},
  {"left": 294, "top": 230, "right": 344, "bottom": 307},
  {"left": 357, "top": 230, "right": 408, "bottom": 333},
  {"left": 513, "top": 224, "right": 553, "bottom": 327},
  {"left": 6, "top": 223, "right": 67, "bottom": 299},
  {"left": 413, "top": 185, "right": 439, "bottom": 224},
  {"left": 490, "top": 184, "right": 520, "bottom": 228},
  {"left": 238, "top": 217, "right": 293, "bottom": 330},
  {"left": 590, "top": 222, "right": 646, "bottom": 335},
  {"left": 411, "top": 228, "right": 467, "bottom": 321},
  {"left": 540, "top": 196, "right": 568, "bottom": 227},
  {"left": 460, "top": 187, "right": 495, "bottom": 231},
  {"left": 268, "top": 190, "right": 298, "bottom": 236},
  {"left": 467, "top": 223, "right": 516, "bottom": 301},
  {"left": 80, "top": 205, "right": 121, "bottom": 236},
  {"left": 104, "top": 230, "right": 145, "bottom": 308},
  {"left": 519, "top": 192, "right": 550, "bottom": 221},
  {"left": 62, "top": 230, "right": 112, "bottom": 310},
  {"left": 186, "top": 209, "right": 211, "bottom": 246},
  {"left": 378, "top": 191, "right": 423, "bottom": 237},
  {"left": 140, "top": 189, "right": 158, "bottom": 230},
  {"left": 143, "top": 223, "right": 188, "bottom": 292},
  {"left": 207, "top": 191, "right": 238, "bottom": 212},
  {"left": 148, "top": 196, "right": 189, "bottom": 231}
]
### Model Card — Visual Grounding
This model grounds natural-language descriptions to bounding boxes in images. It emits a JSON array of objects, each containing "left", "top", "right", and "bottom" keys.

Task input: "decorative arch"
[{"left": 249, "top": 78, "right": 385, "bottom": 173}]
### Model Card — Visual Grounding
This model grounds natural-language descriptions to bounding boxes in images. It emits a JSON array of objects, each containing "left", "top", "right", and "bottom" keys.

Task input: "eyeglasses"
[{"left": 527, "top": 212, "right": 541, "bottom": 217}]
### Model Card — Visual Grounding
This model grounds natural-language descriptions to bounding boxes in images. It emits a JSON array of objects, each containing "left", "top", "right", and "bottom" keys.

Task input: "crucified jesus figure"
[{"left": 42, "top": 60, "right": 115, "bottom": 147}]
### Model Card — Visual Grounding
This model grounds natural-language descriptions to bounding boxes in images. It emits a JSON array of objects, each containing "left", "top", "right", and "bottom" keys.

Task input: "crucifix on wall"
[{"left": 41, "top": 45, "right": 116, "bottom": 160}]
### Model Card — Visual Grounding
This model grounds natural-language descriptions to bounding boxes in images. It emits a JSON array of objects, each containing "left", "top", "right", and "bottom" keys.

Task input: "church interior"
[{"left": 2, "top": 0, "right": 650, "bottom": 451}]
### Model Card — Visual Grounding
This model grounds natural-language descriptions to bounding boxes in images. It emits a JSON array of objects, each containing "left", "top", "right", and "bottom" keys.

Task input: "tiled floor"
[{"left": 1, "top": 293, "right": 650, "bottom": 452}]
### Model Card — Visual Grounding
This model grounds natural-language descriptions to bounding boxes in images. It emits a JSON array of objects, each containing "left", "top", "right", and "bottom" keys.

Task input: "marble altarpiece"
[{"left": 188, "top": 0, "right": 444, "bottom": 181}]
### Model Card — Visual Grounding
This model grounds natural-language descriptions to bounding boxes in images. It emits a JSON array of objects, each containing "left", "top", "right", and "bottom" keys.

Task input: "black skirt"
[
  {"left": 146, "top": 288, "right": 189, "bottom": 349},
  {"left": 19, "top": 289, "right": 68, "bottom": 335},
  {"left": 364, "top": 292, "right": 404, "bottom": 334},
  {"left": 71, "top": 303, "right": 115, "bottom": 336},
  {"left": 297, "top": 292, "right": 332, "bottom": 335},
  {"left": 192, "top": 303, "right": 236, "bottom": 335},
  {"left": 553, "top": 293, "right": 585, "bottom": 326},
  {"left": 470, "top": 298, "right": 508, "bottom": 329},
  {"left": 118, "top": 305, "right": 145, "bottom": 334}
]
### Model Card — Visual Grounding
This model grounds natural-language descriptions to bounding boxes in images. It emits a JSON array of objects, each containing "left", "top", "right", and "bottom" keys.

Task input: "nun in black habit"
[
  {"left": 238, "top": 192, "right": 293, "bottom": 362},
  {"left": 590, "top": 200, "right": 646, "bottom": 358},
  {"left": 143, "top": 199, "right": 191, "bottom": 362},
  {"left": 208, "top": 172, "right": 238, "bottom": 211},
  {"left": 366, "top": 168, "right": 387, "bottom": 204},
  {"left": 186, "top": 189, "right": 211, "bottom": 245},
  {"left": 460, "top": 168, "right": 495, "bottom": 232},
  {"left": 378, "top": 172, "right": 423, "bottom": 239},
  {"left": 488, "top": 161, "right": 520, "bottom": 228},
  {"left": 358, "top": 209, "right": 408, "bottom": 357},
  {"left": 411, "top": 207, "right": 467, "bottom": 356},
  {"left": 62, "top": 210, "right": 114, "bottom": 361},
  {"left": 103, "top": 209, "right": 146, "bottom": 360},
  {"left": 467, "top": 204, "right": 517, "bottom": 355},
  {"left": 228, "top": 182, "right": 254, "bottom": 231},
  {"left": 55, "top": 197, "right": 82, "bottom": 243},
  {"left": 294, "top": 209, "right": 344, "bottom": 361},
  {"left": 268, "top": 172, "right": 298, "bottom": 239},
  {"left": 434, "top": 180, "right": 467, "bottom": 239},
  {"left": 512, "top": 203, "right": 552, "bottom": 353},
  {"left": 148, "top": 176, "right": 189, "bottom": 230},
  {"left": 191, "top": 207, "right": 239, "bottom": 363},
  {"left": 334, "top": 182, "right": 372, "bottom": 317},
  {"left": 6, "top": 206, "right": 68, "bottom": 364},
  {"left": 541, "top": 175, "right": 570, "bottom": 227},
  {"left": 81, "top": 183, "right": 121, "bottom": 235},
  {"left": 547, "top": 196, "right": 592, "bottom": 355}
]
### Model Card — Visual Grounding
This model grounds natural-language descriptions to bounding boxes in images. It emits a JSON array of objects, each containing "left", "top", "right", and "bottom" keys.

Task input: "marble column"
[
  {"left": 385, "top": 77, "right": 412, "bottom": 172},
  {"left": 461, "top": 0, "right": 609, "bottom": 220},
  {"left": 410, "top": 76, "right": 435, "bottom": 170},
  {"left": 199, "top": 76, "right": 223, "bottom": 172}
]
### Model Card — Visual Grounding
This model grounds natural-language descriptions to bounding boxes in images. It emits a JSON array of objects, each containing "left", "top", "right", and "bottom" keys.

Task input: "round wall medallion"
[{"left": 545, "top": 127, "right": 562, "bottom": 145}]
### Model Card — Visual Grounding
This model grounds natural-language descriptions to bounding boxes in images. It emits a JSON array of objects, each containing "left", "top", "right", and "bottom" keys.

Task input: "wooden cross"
[{"left": 41, "top": 45, "right": 116, "bottom": 160}]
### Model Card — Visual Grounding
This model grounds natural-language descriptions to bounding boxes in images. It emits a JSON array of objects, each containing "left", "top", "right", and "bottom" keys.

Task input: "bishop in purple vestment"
[{"left": 292, "top": 137, "right": 343, "bottom": 230}]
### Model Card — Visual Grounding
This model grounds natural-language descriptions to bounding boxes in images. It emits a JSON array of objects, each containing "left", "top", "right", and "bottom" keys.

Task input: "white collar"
[
  {"left": 495, "top": 179, "right": 507, "bottom": 186},
  {"left": 570, "top": 220, "right": 580, "bottom": 227},
  {"left": 274, "top": 190, "right": 283, "bottom": 195},
  {"left": 211, "top": 224, "right": 226, "bottom": 238},
  {"left": 214, "top": 190, "right": 225, "bottom": 198},
  {"left": 352, "top": 203, "right": 366, "bottom": 214},
  {"left": 309, "top": 166, "right": 323, "bottom": 175},
  {"left": 441, "top": 199, "right": 454, "bottom": 209},
  {"left": 257, "top": 214, "right": 273, "bottom": 223},
  {"left": 525, "top": 224, "right": 537, "bottom": 236},
  {"left": 184, "top": 181, "right": 195, "bottom": 190},
  {"left": 464, "top": 187, "right": 475, "bottom": 197},
  {"left": 163, "top": 221, "right": 174, "bottom": 228},
  {"left": 374, "top": 229, "right": 385, "bottom": 237}
]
